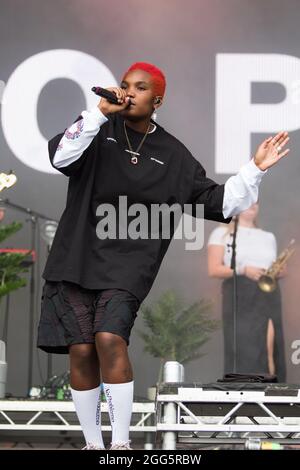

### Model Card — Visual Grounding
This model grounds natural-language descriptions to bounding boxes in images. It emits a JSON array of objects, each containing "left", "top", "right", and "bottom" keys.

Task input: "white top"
[
  {"left": 207, "top": 225, "right": 277, "bottom": 272},
  {"left": 52, "top": 106, "right": 267, "bottom": 220}
]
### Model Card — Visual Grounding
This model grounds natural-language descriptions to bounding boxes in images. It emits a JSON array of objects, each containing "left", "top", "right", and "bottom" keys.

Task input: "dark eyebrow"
[{"left": 120, "top": 80, "right": 149, "bottom": 86}]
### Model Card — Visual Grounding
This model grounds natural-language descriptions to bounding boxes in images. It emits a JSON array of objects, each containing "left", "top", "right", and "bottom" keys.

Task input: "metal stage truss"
[
  {"left": 0, "top": 400, "right": 156, "bottom": 449},
  {"left": 2, "top": 382, "right": 300, "bottom": 450},
  {"left": 155, "top": 382, "right": 300, "bottom": 450}
]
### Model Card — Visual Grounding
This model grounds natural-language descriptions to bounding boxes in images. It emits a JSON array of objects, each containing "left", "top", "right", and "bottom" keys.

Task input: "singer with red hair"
[{"left": 37, "top": 61, "right": 290, "bottom": 450}]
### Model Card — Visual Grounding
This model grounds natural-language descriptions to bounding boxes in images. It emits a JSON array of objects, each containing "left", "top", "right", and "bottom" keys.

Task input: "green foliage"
[
  {"left": 136, "top": 290, "right": 220, "bottom": 384},
  {"left": 0, "top": 278, "right": 27, "bottom": 297},
  {"left": 0, "top": 222, "right": 29, "bottom": 299},
  {"left": 0, "top": 221, "right": 22, "bottom": 243}
]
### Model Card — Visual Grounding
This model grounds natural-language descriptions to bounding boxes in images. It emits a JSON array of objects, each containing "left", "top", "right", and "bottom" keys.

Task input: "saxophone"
[{"left": 258, "top": 239, "right": 295, "bottom": 293}]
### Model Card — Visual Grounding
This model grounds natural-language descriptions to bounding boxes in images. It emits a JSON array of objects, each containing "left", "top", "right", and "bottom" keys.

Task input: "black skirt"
[{"left": 222, "top": 275, "right": 286, "bottom": 382}]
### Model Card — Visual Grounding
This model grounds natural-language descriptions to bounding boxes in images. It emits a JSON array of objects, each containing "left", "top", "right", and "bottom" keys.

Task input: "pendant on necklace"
[{"left": 131, "top": 156, "right": 138, "bottom": 164}]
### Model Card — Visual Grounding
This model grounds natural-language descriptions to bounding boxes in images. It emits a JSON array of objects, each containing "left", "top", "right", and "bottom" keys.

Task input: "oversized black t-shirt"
[{"left": 43, "top": 113, "right": 231, "bottom": 303}]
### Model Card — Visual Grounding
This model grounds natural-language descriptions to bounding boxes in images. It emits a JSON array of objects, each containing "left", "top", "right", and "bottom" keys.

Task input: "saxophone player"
[{"left": 207, "top": 203, "right": 287, "bottom": 382}]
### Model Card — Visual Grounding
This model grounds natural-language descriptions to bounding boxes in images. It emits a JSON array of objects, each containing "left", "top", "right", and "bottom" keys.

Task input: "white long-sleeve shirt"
[{"left": 53, "top": 106, "right": 266, "bottom": 220}]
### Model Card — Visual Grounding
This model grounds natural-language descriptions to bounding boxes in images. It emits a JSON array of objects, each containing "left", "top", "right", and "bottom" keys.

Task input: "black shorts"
[{"left": 37, "top": 280, "right": 140, "bottom": 354}]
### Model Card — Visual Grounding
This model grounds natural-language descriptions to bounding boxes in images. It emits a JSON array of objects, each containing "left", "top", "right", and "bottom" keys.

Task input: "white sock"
[
  {"left": 71, "top": 385, "right": 104, "bottom": 448},
  {"left": 103, "top": 380, "right": 134, "bottom": 445}
]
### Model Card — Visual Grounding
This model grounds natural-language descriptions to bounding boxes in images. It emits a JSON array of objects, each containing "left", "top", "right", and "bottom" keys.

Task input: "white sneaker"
[
  {"left": 109, "top": 440, "right": 132, "bottom": 450},
  {"left": 82, "top": 442, "right": 105, "bottom": 450}
]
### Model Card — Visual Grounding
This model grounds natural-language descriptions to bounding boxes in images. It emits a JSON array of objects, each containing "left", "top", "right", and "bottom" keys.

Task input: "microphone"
[{"left": 91, "top": 86, "right": 131, "bottom": 106}]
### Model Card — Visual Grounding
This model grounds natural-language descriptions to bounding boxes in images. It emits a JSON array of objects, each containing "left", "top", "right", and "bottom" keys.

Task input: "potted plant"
[
  {"left": 0, "top": 221, "right": 30, "bottom": 298},
  {"left": 0, "top": 220, "right": 30, "bottom": 397},
  {"left": 137, "top": 289, "right": 220, "bottom": 398}
]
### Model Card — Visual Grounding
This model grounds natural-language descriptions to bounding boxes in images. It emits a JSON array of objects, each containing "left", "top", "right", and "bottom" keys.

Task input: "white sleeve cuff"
[
  {"left": 222, "top": 158, "right": 267, "bottom": 219},
  {"left": 81, "top": 106, "right": 108, "bottom": 126},
  {"left": 240, "top": 158, "right": 268, "bottom": 183}
]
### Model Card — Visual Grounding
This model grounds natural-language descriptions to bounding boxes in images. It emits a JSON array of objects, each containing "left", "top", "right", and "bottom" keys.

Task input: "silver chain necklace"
[{"left": 123, "top": 120, "right": 152, "bottom": 165}]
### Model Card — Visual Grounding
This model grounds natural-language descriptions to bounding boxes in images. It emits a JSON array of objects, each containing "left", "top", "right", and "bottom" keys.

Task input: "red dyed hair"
[{"left": 122, "top": 62, "right": 166, "bottom": 98}]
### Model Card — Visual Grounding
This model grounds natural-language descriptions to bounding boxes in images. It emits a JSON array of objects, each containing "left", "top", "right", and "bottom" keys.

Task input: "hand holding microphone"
[{"left": 92, "top": 86, "right": 131, "bottom": 116}]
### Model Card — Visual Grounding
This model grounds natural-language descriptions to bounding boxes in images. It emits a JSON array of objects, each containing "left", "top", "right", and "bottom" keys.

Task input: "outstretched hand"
[{"left": 254, "top": 131, "right": 290, "bottom": 171}]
